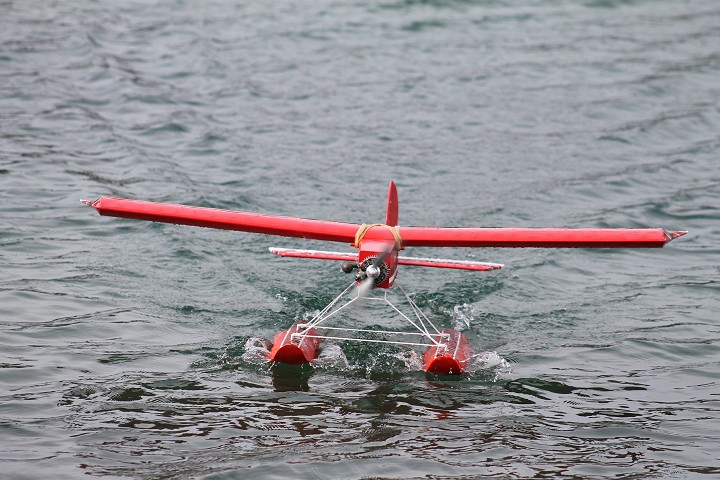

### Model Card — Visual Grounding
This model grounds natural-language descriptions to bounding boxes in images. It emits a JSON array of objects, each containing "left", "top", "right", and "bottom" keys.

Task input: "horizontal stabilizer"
[
  {"left": 270, "top": 247, "right": 502, "bottom": 272},
  {"left": 269, "top": 247, "right": 357, "bottom": 262},
  {"left": 398, "top": 256, "right": 502, "bottom": 271}
]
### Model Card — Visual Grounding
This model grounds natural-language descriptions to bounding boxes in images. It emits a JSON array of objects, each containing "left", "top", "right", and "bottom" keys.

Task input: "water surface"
[{"left": 1, "top": 0, "right": 719, "bottom": 478}]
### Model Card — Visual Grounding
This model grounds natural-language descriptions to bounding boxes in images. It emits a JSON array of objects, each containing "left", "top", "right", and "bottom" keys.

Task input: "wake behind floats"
[{"left": 83, "top": 182, "right": 686, "bottom": 375}]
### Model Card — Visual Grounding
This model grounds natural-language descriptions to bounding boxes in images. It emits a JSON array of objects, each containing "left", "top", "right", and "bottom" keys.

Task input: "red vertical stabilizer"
[
  {"left": 423, "top": 329, "right": 472, "bottom": 375},
  {"left": 268, "top": 322, "right": 322, "bottom": 365},
  {"left": 386, "top": 181, "right": 399, "bottom": 227}
]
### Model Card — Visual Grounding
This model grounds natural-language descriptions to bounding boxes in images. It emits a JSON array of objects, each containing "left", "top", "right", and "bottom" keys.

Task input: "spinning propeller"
[{"left": 355, "top": 248, "right": 392, "bottom": 297}]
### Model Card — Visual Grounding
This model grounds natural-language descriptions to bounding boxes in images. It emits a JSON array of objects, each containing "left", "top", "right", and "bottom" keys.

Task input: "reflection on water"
[
  {"left": 271, "top": 363, "right": 312, "bottom": 392},
  {"left": 58, "top": 351, "right": 703, "bottom": 478}
]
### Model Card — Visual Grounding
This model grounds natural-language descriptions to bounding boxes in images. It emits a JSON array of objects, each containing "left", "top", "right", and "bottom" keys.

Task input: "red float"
[
  {"left": 268, "top": 322, "right": 322, "bottom": 365},
  {"left": 423, "top": 329, "right": 472, "bottom": 375}
]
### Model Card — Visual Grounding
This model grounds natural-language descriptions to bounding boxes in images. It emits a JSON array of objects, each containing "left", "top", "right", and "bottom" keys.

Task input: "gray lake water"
[{"left": 1, "top": 0, "right": 719, "bottom": 478}]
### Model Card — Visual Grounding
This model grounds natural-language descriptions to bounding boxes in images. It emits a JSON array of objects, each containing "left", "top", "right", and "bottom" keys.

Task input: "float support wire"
[
  {"left": 293, "top": 282, "right": 446, "bottom": 348},
  {"left": 396, "top": 284, "right": 442, "bottom": 336},
  {"left": 301, "top": 281, "right": 358, "bottom": 331}
]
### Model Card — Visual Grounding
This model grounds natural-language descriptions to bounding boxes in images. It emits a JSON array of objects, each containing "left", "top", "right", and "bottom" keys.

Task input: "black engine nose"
[{"left": 341, "top": 261, "right": 357, "bottom": 274}]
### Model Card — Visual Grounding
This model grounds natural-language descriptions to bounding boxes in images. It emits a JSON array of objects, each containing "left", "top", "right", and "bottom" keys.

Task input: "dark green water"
[{"left": 2, "top": 0, "right": 719, "bottom": 478}]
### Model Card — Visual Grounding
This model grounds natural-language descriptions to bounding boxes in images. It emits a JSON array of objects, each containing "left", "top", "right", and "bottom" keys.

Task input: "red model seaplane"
[{"left": 83, "top": 182, "right": 685, "bottom": 375}]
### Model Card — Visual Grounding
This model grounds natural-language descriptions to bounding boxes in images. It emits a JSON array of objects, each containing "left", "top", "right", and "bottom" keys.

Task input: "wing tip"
[{"left": 666, "top": 230, "right": 688, "bottom": 243}]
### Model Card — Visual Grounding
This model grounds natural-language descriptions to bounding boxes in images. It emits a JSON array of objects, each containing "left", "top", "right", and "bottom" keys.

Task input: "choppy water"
[{"left": 2, "top": 0, "right": 719, "bottom": 478}]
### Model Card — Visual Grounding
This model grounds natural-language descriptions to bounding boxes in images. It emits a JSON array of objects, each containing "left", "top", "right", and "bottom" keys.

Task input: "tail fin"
[{"left": 385, "top": 181, "right": 399, "bottom": 227}]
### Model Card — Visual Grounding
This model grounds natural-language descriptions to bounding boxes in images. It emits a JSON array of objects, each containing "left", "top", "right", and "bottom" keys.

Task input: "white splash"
[
  {"left": 467, "top": 351, "right": 511, "bottom": 381},
  {"left": 241, "top": 337, "right": 270, "bottom": 365},
  {"left": 450, "top": 303, "right": 475, "bottom": 330},
  {"left": 311, "top": 344, "right": 350, "bottom": 370},
  {"left": 392, "top": 350, "right": 423, "bottom": 371}
]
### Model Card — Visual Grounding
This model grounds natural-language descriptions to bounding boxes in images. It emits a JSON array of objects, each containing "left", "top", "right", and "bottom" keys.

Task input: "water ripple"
[{"left": 2, "top": 0, "right": 719, "bottom": 478}]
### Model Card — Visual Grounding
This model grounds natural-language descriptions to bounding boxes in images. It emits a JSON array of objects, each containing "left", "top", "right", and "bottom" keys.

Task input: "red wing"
[
  {"left": 84, "top": 197, "right": 687, "bottom": 249},
  {"left": 398, "top": 227, "right": 686, "bottom": 248},
  {"left": 84, "top": 197, "right": 360, "bottom": 244}
]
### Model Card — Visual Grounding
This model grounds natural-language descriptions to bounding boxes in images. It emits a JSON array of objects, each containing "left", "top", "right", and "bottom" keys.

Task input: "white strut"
[{"left": 290, "top": 281, "right": 448, "bottom": 352}]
